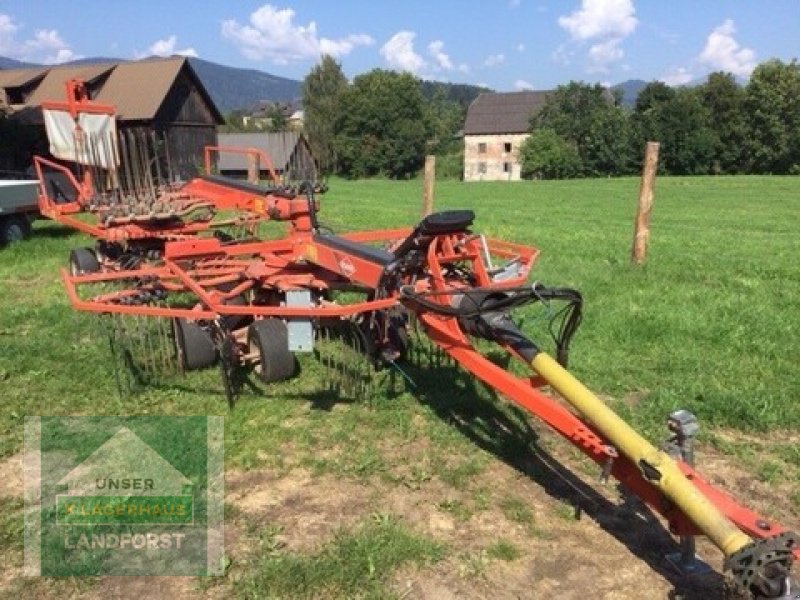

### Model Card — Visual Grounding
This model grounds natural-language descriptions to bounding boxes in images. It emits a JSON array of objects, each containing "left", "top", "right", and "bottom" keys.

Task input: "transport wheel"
[
  {"left": 68, "top": 247, "right": 100, "bottom": 275},
  {"left": 248, "top": 319, "right": 295, "bottom": 383},
  {"left": 0, "top": 217, "right": 26, "bottom": 245},
  {"left": 172, "top": 318, "right": 217, "bottom": 371}
]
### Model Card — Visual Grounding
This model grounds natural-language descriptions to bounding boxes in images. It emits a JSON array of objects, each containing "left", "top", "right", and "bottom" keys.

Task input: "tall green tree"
[
  {"left": 698, "top": 72, "right": 747, "bottom": 173},
  {"left": 743, "top": 59, "right": 800, "bottom": 173},
  {"left": 632, "top": 83, "right": 716, "bottom": 174},
  {"left": 302, "top": 55, "right": 348, "bottom": 174},
  {"left": 334, "top": 69, "right": 428, "bottom": 179},
  {"left": 519, "top": 128, "right": 581, "bottom": 179},
  {"left": 531, "top": 82, "right": 636, "bottom": 176}
]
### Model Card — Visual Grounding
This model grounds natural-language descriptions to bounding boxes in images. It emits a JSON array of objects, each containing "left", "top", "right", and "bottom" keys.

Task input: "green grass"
[
  {"left": 1, "top": 175, "right": 799, "bottom": 594},
  {"left": 486, "top": 539, "right": 522, "bottom": 562},
  {"left": 236, "top": 514, "right": 442, "bottom": 599}
]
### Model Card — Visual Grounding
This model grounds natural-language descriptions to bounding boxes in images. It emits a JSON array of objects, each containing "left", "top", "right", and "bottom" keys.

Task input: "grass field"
[{"left": 1, "top": 175, "right": 799, "bottom": 598}]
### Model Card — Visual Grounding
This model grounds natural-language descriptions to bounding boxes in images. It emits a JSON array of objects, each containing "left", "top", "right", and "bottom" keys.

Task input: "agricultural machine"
[
  {"left": 42, "top": 80, "right": 797, "bottom": 598},
  {"left": 34, "top": 79, "right": 320, "bottom": 274}
]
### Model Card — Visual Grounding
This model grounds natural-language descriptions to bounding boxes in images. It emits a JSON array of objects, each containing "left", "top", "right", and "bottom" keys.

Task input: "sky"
[{"left": 0, "top": 1, "right": 798, "bottom": 90}]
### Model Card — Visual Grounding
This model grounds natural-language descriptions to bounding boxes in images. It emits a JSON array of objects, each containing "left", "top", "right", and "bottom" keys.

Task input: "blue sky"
[{"left": 1, "top": 1, "right": 798, "bottom": 89}]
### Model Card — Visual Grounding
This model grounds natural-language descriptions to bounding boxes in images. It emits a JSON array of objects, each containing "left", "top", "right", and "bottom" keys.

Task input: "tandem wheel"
[{"left": 248, "top": 319, "right": 295, "bottom": 383}]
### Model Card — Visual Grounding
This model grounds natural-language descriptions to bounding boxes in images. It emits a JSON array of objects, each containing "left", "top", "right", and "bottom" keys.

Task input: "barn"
[
  {"left": 463, "top": 90, "right": 550, "bottom": 182},
  {"left": 217, "top": 132, "right": 317, "bottom": 183},
  {"left": 0, "top": 56, "right": 223, "bottom": 179}
]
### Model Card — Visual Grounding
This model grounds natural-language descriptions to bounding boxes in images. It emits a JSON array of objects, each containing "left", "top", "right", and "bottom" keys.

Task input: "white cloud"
[
  {"left": 698, "top": 19, "right": 755, "bottom": 77},
  {"left": 222, "top": 4, "right": 373, "bottom": 64},
  {"left": 380, "top": 31, "right": 426, "bottom": 74},
  {"left": 320, "top": 33, "right": 373, "bottom": 57},
  {"left": 558, "top": 0, "right": 637, "bottom": 72},
  {"left": 515, "top": 79, "right": 534, "bottom": 90},
  {"left": 23, "top": 29, "right": 80, "bottom": 64},
  {"left": 552, "top": 44, "right": 571, "bottom": 66},
  {"left": 508, "top": 0, "right": 521, "bottom": 7},
  {"left": 0, "top": 14, "right": 81, "bottom": 64},
  {"left": 427, "top": 40, "right": 453, "bottom": 70},
  {"left": 483, "top": 53, "right": 505, "bottom": 67},
  {"left": 558, "top": 0, "right": 637, "bottom": 41},
  {"left": 0, "top": 14, "right": 19, "bottom": 55},
  {"left": 659, "top": 66, "right": 693, "bottom": 86},
  {"left": 586, "top": 38, "right": 623, "bottom": 73},
  {"left": 458, "top": 63, "right": 470, "bottom": 74},
  {"left": 517, "top": 43, "right": 525, "bottom": 53},
  {"left": 140, "top": 35, "right": 198, "bottom": 59}
]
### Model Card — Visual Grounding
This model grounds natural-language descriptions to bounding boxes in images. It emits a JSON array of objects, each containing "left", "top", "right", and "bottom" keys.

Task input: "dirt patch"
[{"left": 0, "top": 453, "right": 22, "bottom": 499}]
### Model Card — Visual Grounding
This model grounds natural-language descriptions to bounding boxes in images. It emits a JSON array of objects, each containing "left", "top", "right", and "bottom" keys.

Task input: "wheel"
[
  {"left": 68, "top": 247, "right": 100, "bottom": 275},
  {"left": 172, "top": 318, "right": 217, "bottom": 371},
  {"left": 248, "top": 319, "right": 295, "bottom": 383},
  {"left": 0, "top": 216, "right": 27, "bottom": 245}
]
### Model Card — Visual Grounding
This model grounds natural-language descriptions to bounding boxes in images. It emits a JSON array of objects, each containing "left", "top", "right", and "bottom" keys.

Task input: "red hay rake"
[{"left": 46, "top": 81, "right": 798, "bottom": 598}]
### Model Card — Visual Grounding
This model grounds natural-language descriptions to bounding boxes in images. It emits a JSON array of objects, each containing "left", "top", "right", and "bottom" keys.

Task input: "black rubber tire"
[
  {"left": 69, "top": 247, "right": 100, "bottom": 275},
  {"left": 172, "top": 318, "right": 217, "bottom": 371},
  {"left": 248, "top": 319, "right": 295, "bottom": 383},
  {"left": 0, "top": 216, "right": 27, "bottom": 245}
]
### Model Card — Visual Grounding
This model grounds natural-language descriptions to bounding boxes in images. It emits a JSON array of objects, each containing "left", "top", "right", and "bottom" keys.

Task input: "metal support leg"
[{"left": 665, "top": 409, "right": 713, "bottom": 576}]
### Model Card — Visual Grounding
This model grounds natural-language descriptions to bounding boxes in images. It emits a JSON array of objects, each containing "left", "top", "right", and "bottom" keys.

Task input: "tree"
[
  {"left": 531, "top": 81, "right": 636, "bottom": 176},
  {"left": 743, "top": 59, "right": 800, "bottom": 173},
  {"left": 302, "top": 55, "right": 348, "bottom": 173},
  {"left": 698, "top": 72, "right": 747, "bottom": 173},
  {"left": 632, "top": 83, "right": 716, "bottom": 175},
  {"left": 263, "top": 105, "right": 288, "bottom": 132},
  {"left": 334, "top": 69, "right": 428, "bottom": 179},
  {"left": 519, "top": 128, "right": 582, "bottom": 179}
]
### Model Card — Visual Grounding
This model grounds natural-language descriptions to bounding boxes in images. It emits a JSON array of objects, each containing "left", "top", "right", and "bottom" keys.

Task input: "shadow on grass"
[
  {"left": 399, "top": 353, "right": 725, "bottom": 600},
  {"left": 31, "top": 224, "right": 80, "bottom": 240}
]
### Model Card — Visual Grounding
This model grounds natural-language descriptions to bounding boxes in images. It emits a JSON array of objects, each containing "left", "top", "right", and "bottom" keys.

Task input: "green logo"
[{"left": 24, "top": 416, "right": 224, "bottom": 576}]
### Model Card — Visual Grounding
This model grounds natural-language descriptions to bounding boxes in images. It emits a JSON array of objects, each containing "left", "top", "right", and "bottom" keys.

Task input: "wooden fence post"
[
  {"left": 422, "top": 155, "right": 436, "bottom": 217},
  {"left": 631, "top": 142, "right": 659, "bottom": 264},
  {"left": 247, "top": 151, "right": 260, "bottom": 185}
]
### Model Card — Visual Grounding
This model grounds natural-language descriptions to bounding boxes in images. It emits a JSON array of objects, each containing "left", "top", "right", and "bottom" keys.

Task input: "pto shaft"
[{"left": 529, "top": 351, "right": 752, "bottom": 558}]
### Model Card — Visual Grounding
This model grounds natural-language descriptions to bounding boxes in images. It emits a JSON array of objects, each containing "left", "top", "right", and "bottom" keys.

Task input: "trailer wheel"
[
  {"left": 172, "top": 319, "right": 217, "bottom": 371},
  {"left": 248, "top": 319, "right": 295, "bottom": 383},
  {"left": 0, "top": 217, "right": 27, "bottom": 245},
  {"left": 69, "top": 247, "right": 100, "bottom": 275}
]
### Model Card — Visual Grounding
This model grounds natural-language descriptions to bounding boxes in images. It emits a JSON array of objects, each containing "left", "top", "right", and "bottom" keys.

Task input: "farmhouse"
[
  {"left": 463, "top": 90, "right": 550, "bottom": 182},
  {"left": 217, "top": 132, "right": 317, "bottom": 183},
  {"left": 0, "top": 56, "right": 223, "bottom": 179}
]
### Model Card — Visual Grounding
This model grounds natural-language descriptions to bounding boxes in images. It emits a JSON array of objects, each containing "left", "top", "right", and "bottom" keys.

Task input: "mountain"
[
  {"left": 612, "top": 79, "right": 648, "bottom": 107},
  {"left": 187, "top": 58, "right": 301, "bottom": 113},
  {"left": 0, "top": 56, "right": 37, "bottom": 69},
  {"left": 419, "top": 80, "right": 492, "bottom": 108}
]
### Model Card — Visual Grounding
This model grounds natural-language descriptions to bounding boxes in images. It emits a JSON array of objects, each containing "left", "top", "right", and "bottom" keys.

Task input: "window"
[
  {"left": 503, "top": 142, "right": 512, "bottom": 153},
  {"left": 503, "top": 162, "right": 512, "bottom": 173},
  {"left": 478, "top": 142, "right": 487, "bottom": 154},
  {"left": 478, "top": 162, "right": 487, "bottom": 174}
]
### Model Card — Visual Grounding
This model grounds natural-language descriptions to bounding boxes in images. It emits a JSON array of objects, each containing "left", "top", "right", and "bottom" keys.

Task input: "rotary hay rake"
[
  {"left": 34, "top": 79, "right": 322, "bottom": 277},
  {"left": 60, "top": 171, "right": 800, "bottom": 597}
]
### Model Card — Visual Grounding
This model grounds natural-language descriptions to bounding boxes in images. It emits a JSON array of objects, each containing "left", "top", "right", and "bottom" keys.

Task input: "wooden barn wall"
[
  {"left": 119, "top": 123, "right": 216, "bottom": 182},
  {"left": 164, "top": 125, "right": 216, "bottom": 180},
  {"left": 155, "top": 70, "right": 217, "bottom": 126}
]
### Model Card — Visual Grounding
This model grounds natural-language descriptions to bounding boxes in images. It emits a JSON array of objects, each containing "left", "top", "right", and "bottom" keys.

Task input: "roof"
[
  {"left": 217, "top": 132, "right": 310, "bottom": 171},
  {"left": 0, "top": 56, "right": 223, "bottom": 124},
  {"left": 463, "top": 90, "right": 551, "bottom": 135},
  {"left": 0, "top": 67, "right": 48, "bottom": 89},
  {"left": 26, "top": 63, "right": 115, "bottom": 106}
]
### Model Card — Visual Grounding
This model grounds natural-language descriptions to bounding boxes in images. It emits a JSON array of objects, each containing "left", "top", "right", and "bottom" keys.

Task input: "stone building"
[{"left": 463, "top": 90, "right": 550, "bottom": 182}]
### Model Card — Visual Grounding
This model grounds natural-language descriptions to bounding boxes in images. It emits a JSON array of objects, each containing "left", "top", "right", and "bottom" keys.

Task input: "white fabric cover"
[{"left": 43, "top": 108, "right": 119, "bottom": 168}]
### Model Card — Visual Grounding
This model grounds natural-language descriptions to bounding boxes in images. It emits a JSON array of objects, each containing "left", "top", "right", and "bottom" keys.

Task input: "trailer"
[{"left": 0, "top": 179, "right": 39, "bottom": 245}]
